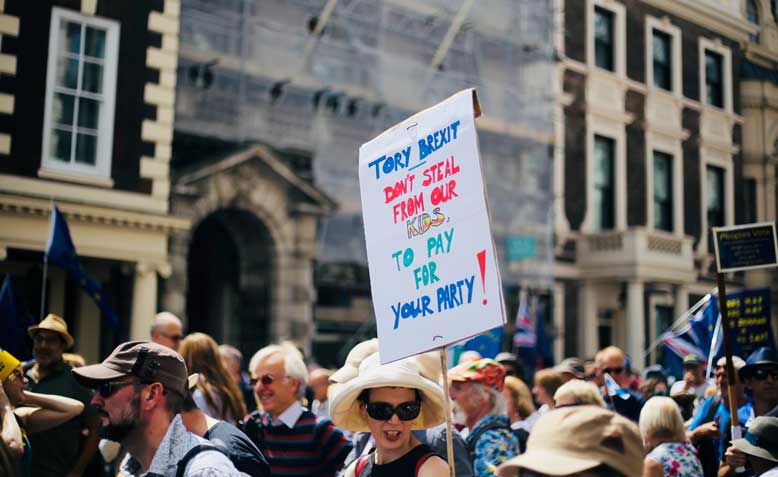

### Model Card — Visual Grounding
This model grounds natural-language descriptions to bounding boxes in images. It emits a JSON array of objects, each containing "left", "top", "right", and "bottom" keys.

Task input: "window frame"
[
  {"left": 699, "top": 39, "right": 732, "bottom": 112},
  {"left": 40, "top": 7, "right": 120, "bottom": 180},
  {"left": 645, "top": 17, "right": 682, "bottom": 95},
  {"left": 746, "top": 0, "right": 761, "bottom": 42}
]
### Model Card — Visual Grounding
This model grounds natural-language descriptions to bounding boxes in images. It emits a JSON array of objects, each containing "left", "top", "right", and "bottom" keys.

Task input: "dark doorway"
[{"left": 187, "top": 208, "right": 274, "bottom": 359}]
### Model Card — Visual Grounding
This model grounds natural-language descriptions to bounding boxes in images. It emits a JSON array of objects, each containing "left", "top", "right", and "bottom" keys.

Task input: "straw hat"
[
  {"left": 329, "top": 351, "right": 446, "bottom": 432},
  {"left": 28, "top": 313, "right": 74, "bottom": 349}
]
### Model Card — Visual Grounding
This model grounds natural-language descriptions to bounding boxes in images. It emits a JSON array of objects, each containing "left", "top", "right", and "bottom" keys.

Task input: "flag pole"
[
  {"left": 439, "top": 347, "right": 455, "bottom": 477},
  {"left": 39, "top": 200, "right": 55, "bottom": 321}
]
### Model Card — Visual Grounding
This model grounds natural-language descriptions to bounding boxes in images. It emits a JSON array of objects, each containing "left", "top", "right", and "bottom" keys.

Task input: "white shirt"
[
  {"left": 271, "top": 401, "right": 305, "bottom": 429},
  {"left": 312, "top": 399, "right": 329, "bottom": 419},
  {"left": 670, "top": 379, "right": 711, "bottom": 398}
]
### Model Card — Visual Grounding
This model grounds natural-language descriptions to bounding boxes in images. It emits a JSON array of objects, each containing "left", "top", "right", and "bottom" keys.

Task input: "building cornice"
[
  {"left": 642, "top": 0, "right": 755, "bottom": 43},
  {"left": 0, "top": 193, "right": 190, "bottom": 233}
]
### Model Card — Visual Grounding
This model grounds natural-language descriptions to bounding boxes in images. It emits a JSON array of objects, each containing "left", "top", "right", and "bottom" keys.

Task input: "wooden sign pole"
[{"left": 439, "top": 348, "right": 456, "bottom": 477}]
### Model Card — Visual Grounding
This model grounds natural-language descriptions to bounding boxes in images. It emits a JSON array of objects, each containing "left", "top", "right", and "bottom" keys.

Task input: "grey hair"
[
  {"left": 470, "top": 382, "right": 507, "bottom": 415},
  {"left": 219, "top": 344, "right": 243, "bottom": 364},
  {"left": 249, "top": 343, "right": 308, "bottom": 400},
  {"left": 150, "top": 311, "right": 182, "bottom": 335}
]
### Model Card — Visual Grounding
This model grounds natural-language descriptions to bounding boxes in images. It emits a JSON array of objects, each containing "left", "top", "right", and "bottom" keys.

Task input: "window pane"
[
  {"left": 594, "top": 7, "right": 614, "bottom": 71},
  {"left": 743, "top": 178, "right": 757, "bottom": 224},
  {"left": 77, "top": 97, "right": 100, "bottom": 129},
  {"left": 59, "top": 21, "right": 81, "bottom": 55},
  {"left": 82, "top": 61, "right": 103, "bottom": 94},
  {"left": 52, "top": 93, "right": 75, "bottom": 126},
  {"left": 705, "top": 51, "right": 724, "bottom": 108},
  {"left": 653, "top": 152, "right": 673, "bottom": 231},
  {"left": 652, "top": 30, "right": 672, "bottom": 90},
  {"left": 75, "top": 133, "right": 97, "bottom": 165},
  {"left": 706, "top": 165, "right": 724, "bottom": 226},
  {"left": 50, "top": 128, "right": 73, "bottom": 162},
  {"left": 84, "top": 27, "right": 106, "bottom": 58},
  {"left": 56, "top": 57, "right": 79, "bottom": 89},
  {"left": 594, "top": 136, "right": 615, "bottom": 230}
]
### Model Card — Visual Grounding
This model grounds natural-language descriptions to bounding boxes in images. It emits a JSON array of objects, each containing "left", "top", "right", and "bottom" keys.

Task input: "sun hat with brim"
[
  {"left": 732, "top": 416, "right": 778, "bottom": 463},
  {"left": 28, "top": 313, "right": 74, "bottom": 349},
  {"left": 330, "top": 338, "right": 379, "bottom": 384},
  {"left": 329, "top": 351, "right": 446, "bottom": 432},
  {"left": 73, "top": 341, "right": 189, "bottom": 396},
  {"left": 0, "top": 349, "right": 21, "bottom": 382},
  {"left": 496, "top": 406, "right": 643, "bottom": 477},
  {"left": 739, "top": 347, "right": 778, "bottom": 380}
]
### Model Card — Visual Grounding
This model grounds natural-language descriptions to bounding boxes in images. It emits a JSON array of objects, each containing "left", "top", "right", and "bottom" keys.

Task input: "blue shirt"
[{"left": 689, "top": 395, "right": 753, "bottom": 463}]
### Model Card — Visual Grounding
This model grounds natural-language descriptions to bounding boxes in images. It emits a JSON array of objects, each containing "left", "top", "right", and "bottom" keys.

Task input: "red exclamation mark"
[{"left": 476, "top": 249, "right": 487, "bottom": 305}]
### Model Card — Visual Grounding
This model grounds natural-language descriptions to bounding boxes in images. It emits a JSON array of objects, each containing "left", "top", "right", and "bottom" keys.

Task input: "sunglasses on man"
[
  {"left": 251, "top": 373, "right": 291, "bottom": 386},
  {"left": 751, "top": 368, "right": 778, "bottom": 381},
  {"left": 602, "top": 367, "right": 624, "bottom": 375},
  {"left": 365, "top": 401, "right": 421, "bottom": 421}
]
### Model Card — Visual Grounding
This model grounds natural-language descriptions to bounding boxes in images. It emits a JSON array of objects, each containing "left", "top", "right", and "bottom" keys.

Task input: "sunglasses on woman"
[{"left": 365, "top": 401, "right": 421, "bottom": 421}]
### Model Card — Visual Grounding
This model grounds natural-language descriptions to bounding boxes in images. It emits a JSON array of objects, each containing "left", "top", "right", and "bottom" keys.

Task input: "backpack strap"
[
  {"left": 414, "top": 451, "right": 437, "bottom": 477},
  {"left": 355, "top": 454, "right": 370, "bottom": 477},
  {"left": 176, "top": 443, "right": 228, "bottom": 477}
]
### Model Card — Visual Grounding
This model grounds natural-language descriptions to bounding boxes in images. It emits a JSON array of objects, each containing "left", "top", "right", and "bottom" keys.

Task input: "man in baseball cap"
[{"left": 72, "top": 341, "right": 239, "bottom": 476}]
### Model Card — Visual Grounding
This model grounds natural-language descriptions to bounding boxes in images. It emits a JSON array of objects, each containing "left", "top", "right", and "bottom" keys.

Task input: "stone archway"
[
  {"left": 186, "top": 208, "right": 274, "bottom": 356},
  {"left": 162, "top": 145, "right": 336, "bottom": 355}
]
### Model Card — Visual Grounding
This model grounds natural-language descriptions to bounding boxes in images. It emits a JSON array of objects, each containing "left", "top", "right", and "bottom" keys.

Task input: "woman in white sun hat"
[{"left": 330, "top": 351, "right": 450, "bottom": 477}]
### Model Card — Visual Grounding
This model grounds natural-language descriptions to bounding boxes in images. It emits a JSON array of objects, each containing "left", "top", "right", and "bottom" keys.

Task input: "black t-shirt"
[{"left": 205, "top": 421, "right": 271, "bottom": 476}]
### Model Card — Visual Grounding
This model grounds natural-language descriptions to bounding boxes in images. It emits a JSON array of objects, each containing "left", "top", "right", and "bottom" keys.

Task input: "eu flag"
[
  {"left": 46, "top": 206, "right": 119, "bottom": 331},
  {"left": 0, "top": 275, "right": 29, "bottom": 359},
  {"left": 462, "top": 326, "right": 504, "bottom": 359}
]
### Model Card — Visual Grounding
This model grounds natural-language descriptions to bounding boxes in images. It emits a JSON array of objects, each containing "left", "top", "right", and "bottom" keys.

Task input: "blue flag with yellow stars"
[{"left": 46, "top": 206, "right": 119, "bottom": 331}]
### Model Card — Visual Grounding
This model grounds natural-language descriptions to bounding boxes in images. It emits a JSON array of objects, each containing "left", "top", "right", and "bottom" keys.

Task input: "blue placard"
[
  {"left": 506, "top": 235, "right": 537, "bottom": 262},
  {"left": 713, "top": 222, "right": 778, "bottom": 272}
]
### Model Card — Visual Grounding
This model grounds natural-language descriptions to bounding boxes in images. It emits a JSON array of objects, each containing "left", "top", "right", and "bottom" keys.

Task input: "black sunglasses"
[
  {"left": 603, "top": 367, "right": 624, "bottom": 374},
  {"left": 752, "top": 368, "right": 778, "bottom": 381},
  {"left": 97, "top": 380, "right": 137, "bottom": 398},
  {"left": 251, "top": 374, "right": 289, "bottom": 386},
  {"left": 365, "top": 401, "right": 421, "bottom": 421}
]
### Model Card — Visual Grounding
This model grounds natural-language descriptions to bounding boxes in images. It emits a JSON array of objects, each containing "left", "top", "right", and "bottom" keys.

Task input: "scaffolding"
[{"left": 176, "top": 0, "right": 556, "bottom": 289}]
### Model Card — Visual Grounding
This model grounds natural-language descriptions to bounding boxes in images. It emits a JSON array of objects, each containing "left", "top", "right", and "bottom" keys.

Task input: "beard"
[
  {"left": 100, "top": 392, "right": 140, "bottom": 442},
  {"left": 451, "top": 401, "right": 468, "bottom": 426}
]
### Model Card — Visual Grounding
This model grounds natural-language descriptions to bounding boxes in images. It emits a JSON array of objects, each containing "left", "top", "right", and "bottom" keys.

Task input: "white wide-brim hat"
[{"left": 329, "top": 351, "right": 446, "bottom": 432}]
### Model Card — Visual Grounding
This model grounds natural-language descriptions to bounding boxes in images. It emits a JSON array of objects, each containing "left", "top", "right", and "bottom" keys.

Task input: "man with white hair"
[
  {"left": 150, "top": 312, "right": 184, "bottom": 351},
  {"left": 448, "top": 358, "right": 519, "bottom": 477},
  {"left": 240, "top": 343, "right": 352, "bottom": 477}
]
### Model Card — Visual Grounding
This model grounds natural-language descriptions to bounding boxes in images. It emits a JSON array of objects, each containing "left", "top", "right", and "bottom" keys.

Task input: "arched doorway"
[{"left": 186, "top": 208, "right": 274, "bottom": 358}]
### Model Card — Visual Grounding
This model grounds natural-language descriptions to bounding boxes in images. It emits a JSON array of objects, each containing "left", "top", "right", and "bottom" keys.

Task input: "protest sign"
[
  {"left": 713, "top": 222, "right": 778, "bottom": 273},
  {"left": 359, "top": 89, "right": 506, "bottom": 363}
]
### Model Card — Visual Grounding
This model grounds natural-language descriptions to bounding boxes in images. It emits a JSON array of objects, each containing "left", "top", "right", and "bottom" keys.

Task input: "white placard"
[{"left": 359, "top": 89, "right": 506, "bottom": 363}]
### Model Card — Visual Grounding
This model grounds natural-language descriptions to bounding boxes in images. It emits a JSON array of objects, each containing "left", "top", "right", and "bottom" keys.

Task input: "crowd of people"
[{"left": 0, "top": 310, "right": 776, "bottom": 477}]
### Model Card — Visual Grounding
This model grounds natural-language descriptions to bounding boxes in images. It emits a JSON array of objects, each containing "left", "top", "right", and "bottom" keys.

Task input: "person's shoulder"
[
  {"left": 185, "top": 446, "right": 241, "bottom": 476},
  {"left": 418, "top": 455, "right": 449, "bottom": 477}
]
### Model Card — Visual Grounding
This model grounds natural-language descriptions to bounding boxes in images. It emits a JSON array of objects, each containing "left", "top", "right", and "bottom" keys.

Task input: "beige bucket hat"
[
  {"left": 496, "top": 406, "right": 643, "bottom": 477},
  {"left": 329, "top": 351, "right": 446, "bottom": 432}
]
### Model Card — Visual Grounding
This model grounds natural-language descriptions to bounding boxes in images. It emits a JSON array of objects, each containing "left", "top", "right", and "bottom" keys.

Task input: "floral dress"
[{"left": 647, "top": 442, "right": 704, "bottom": 477}]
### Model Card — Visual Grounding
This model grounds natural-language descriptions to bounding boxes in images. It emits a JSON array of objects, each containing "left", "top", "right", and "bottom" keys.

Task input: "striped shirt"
[{"left": 240, "top": 407, "right": 352, "bottom": 477}]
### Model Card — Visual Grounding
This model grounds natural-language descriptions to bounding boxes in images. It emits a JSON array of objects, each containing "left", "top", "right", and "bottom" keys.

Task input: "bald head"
[
  {"left": 151, "top": 312, "right": 183, "bottom": 351},
  {"left": 309, "top": 368, "right": 333, "bottom": 402}
]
